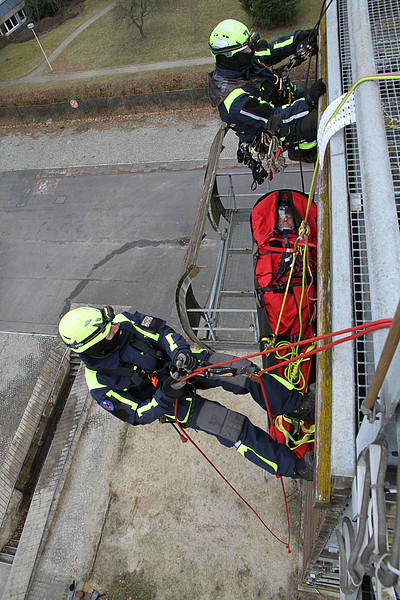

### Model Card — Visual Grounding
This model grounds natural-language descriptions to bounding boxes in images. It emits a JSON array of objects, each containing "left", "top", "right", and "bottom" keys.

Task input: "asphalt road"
[
  {"left": 0, "top": 109, "right": 236, "bottom": 333},
  {"left": 0, "top": 166, "right": 208, "bottom": 333},
  {"left": 0, "top": 110, "right": 321, "bottom": 600}
]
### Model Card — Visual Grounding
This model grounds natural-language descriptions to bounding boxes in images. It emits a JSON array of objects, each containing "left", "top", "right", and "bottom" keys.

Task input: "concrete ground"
[{"left": 0, "top": 108, "right": 328, "bottom": 600}]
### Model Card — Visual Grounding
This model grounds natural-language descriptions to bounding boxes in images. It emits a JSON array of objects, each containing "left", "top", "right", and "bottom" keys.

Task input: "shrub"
[
  {"left": 238, "top": 0, "right": 301, "bottom": 27},
  {"left": 0, "top": 70, "right": 209, "bottom": 107},
  {"left": 25, "top": 0, "right": 65, "bottom": 21}
]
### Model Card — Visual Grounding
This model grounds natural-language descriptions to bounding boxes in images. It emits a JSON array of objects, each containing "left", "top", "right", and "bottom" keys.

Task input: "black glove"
[
  {"left": 250, "top": 33, "right": 269, "bottom": 51},
  {"left": 265, "top": 113, "right": 283, "bottom": 135},
  {"left": 297, "top": 29, "right": 318, "bottom": 45},
  {"left": 162, "top": 376, "right": 193, "bottom": 399},
  {"left": 307, "top": 78, "right": 326, "bottom": 107},
  {"left": 172, "top": 350, "right": 198, "bottom": 375}
]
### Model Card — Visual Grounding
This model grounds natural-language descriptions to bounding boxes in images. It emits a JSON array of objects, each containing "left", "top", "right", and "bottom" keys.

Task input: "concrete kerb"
[
  {"left": 34, "top": 157, "right": 241, "bottom": 179},
  {"left": 0, "top": 341, "right": 70, "bottom": 538},
  {"left": 1, "top": 359, "right": 91, "bottom": 599}
]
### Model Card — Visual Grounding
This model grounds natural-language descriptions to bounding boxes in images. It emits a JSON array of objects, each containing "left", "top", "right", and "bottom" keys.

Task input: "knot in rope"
[
  {"left": 261, "top": 334, "right": 277, "bottom": 350},
  {"left": 383, "top": 106, "right": 400, "bottom": 130},
  {"left": 298, "top": 220, "right": 310, "bottom": 239}
]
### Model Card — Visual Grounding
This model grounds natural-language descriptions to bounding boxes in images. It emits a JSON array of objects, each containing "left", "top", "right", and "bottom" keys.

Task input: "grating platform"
[{"left": 338, "top": 0, "right": 400, "bottom": 418}]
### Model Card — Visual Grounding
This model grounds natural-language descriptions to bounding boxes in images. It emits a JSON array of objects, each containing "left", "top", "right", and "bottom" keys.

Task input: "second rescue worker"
[
  {"left": 207, "top": 19, "right": 326, "bottom": 162},
  {"left": 59, "top": 306, "right": 316, "bottom": 481}
]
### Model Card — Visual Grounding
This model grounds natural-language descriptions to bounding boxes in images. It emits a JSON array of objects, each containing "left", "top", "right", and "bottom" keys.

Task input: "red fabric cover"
[
  {"left": 251, "top": 190, "right": 318, "bottom": 391},
  {"left": 251, "top": 189, "right": 317, "bottom": 339}
]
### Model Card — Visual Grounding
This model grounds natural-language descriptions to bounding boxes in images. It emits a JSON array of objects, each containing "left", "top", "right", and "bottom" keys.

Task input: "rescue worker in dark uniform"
[
  {"left": 58, "top": 305, "right": 316, "bottom": 480},
  {"left": 207, "top": 19, "right": 326, "bottom": 162}
]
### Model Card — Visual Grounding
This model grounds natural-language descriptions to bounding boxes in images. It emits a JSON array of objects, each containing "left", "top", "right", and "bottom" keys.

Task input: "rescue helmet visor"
[
  {"left": 209, "top": 19, "right": 252, "bottom": 57},
  {"left": 58, "top": 305, "right": 115, "bottom": 353},
  {"left": 278, "top": 201, "right": 295, "bottom": 219}
]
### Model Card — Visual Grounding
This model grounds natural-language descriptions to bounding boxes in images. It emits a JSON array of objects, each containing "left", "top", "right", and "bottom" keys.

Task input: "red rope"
[
  {"left": 181, "top": 319, "right": 392, "bottom": 381},
  {"left": 259, "top": 321, "right": 391, "bottom": 377},
  {"left": 173, "top": 399, "right": 292, "bottom": 551},
  {"left": 259, "top": 375, "right": 291, "bottom": 552},
  {"left": 171, "top": 318, "right": 392, "bottom": 552}
]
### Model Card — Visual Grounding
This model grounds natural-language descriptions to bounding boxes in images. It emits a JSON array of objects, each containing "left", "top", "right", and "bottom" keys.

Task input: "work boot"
[
  {"left": 291, "top": 451, "right": 314, "bottom": 481},
  {"left": 287, "top": 383, "right": 315, "bottom": 424}
]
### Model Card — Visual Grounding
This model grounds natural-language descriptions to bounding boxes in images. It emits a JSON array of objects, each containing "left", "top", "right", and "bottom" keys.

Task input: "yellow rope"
[
  {"left": 383, "top": 106, "right": 400, "bottom": 130},
  {"left": 272, "top": 234, "right": 316, "bottom": 390}
]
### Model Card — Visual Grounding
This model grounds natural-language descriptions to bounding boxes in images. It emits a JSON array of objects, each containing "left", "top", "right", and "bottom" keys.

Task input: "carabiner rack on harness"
[
  {"left": 237, "top": 133, "right": 286, "bottom": 189},
  {"left": 263, "top": 132, "right": 286, "bottom": 177}
]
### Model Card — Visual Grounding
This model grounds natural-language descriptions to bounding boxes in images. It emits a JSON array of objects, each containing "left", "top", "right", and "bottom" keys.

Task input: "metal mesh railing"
[
  {"left": 336, "top": 0, "right": 400, "bottom": 419},
  {"left": 368, "top": 0, "right": 400, "bottom": 225},
  {"left": 338, "top": 0, "right": 375, "bottom": 421}
]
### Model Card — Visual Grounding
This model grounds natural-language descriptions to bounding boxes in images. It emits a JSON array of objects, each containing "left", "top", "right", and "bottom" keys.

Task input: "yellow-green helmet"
[
  {"left": 58, "top": 306, "right": 115, "bottom": 353},
  {"left": 209, "top": 19, "right": 251, "bottom": 57}
]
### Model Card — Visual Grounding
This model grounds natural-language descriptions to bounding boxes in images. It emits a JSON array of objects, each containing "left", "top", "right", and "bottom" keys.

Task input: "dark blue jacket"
[
  {"left": 80, "top": 311, "right": 204, "bottom": 425},
  {"left": 208, "top": 31, "right": 315, "bottom": 143}
]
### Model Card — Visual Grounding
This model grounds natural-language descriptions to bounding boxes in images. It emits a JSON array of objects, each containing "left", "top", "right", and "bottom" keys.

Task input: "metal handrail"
[{"left": 361, "top": 298, "right": 400, "bottom": 420}]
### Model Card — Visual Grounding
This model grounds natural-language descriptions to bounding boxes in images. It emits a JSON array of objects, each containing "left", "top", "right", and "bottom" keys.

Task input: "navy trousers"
[{"left": 180, "top": 354, "right": 304, "bottom": 477}]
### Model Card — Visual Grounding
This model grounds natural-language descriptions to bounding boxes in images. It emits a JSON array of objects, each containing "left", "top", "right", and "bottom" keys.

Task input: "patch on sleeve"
[
  {"left": 138, "top": 315, "right": 163, "bottom": 333},
  {"left": 100, "top": 400, "right": 115, "bottom": 412},
  {"left": 141, "top": 316, "right": 154, "bottom": 328}
]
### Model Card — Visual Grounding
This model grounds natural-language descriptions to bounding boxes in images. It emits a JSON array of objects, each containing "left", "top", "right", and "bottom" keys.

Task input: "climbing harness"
[
  {"left": 238, "top": 0, "right": 336, "bottom": 188},
  {"left": 235, "top": 0, "right": 338, "bottom": 188}
]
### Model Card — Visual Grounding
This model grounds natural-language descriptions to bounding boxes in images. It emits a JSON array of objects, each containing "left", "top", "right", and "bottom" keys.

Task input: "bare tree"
[
  {"left": 25, "top": 0, "right": 66, "bottom": 21},
  {"left": 182, "top": 0, "right": 199, "bottom": 34},
  {"left": 114, "top": 0, "right": 159, "bottom": 39}
]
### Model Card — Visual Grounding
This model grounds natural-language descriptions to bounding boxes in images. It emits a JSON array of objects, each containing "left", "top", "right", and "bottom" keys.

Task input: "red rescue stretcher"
[{"left": 250, "top": 189, "right": 318, "bottom": 395}]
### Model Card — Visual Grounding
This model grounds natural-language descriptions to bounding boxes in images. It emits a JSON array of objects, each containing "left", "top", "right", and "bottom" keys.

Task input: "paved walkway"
[{"left": 0, "top": 2, "right": 213, "bottom": 89}]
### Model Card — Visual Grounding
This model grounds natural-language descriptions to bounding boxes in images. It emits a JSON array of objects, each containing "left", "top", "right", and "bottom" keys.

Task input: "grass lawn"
[
  {"left": 0, "top": 0, "right": 322, "bottom": 104},
  {"left": 0, "top": 0, "right": 113, "bottom": 81},
  {"left": 52, "top": 0, "right": 322, "bottom": 71}
]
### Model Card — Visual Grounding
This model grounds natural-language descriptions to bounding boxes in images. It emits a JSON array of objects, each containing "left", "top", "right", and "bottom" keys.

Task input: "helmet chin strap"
[{"left": 84, "top": 330, "right": 121, "bottom": 359}]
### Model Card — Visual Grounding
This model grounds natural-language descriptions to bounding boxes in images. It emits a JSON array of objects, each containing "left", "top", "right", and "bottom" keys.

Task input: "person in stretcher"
[{"left": 251, "top": 189, "right": 317, "bottom": 392}]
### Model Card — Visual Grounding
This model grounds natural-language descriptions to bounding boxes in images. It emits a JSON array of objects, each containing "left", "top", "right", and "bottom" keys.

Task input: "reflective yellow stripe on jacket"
[
  {"left": 273, "top": 35, "right": 294, "bottom": 49},
  {"left": 113, "top": 313, "right": 160, "bottom": 342},
  {"left": 85, "top": 367, "right": 139, "bottom": 411},
  {"left": 224, "top": 87, "right": 248, "bottom": 112}
]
